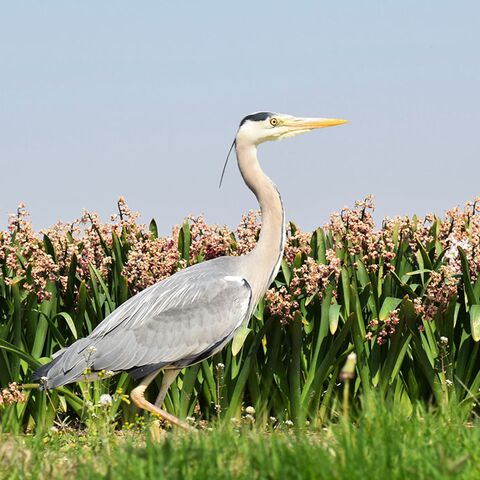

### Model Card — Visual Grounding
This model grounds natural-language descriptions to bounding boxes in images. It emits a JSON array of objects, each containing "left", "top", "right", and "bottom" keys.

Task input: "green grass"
[{"left": 1, "top": 399, "right": 480, "bottom": 480}]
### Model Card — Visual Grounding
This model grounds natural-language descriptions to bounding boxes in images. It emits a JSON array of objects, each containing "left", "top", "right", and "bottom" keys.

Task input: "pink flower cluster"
[
  {"left": 0, "top": 382, "right": 25, "bottom": 406},
  {"left": 2, "top": 196, "right": 480, "bottom": 330},
  {"left": 366, "top": 309, "right": 401, "bottom": 345},
  {"left": 328, "top": 195, "right": 396, "bottom": 273},
  {"left": 290, "top": 252, "right": 341, "bottom": 299},
  {"left": 2, "top": 204, "right": 59, "bottom": 301},
  {"left": 188, "top": 215, "right": 232, "bottom": 261},
  {"left": 284, "top": 224, "right": 311, "bottom": 263},
  {"left": 265, "top": 250, "right": 342, "bottom": 324},
  {"left": 264, "top": 287, "right": 299, "bottom": 324},
  {"left": 122, "top": 234, "right": 184, "bottom": 293},
  {"left": 233, "top": 210, "right": 262, "bottom": 256}
]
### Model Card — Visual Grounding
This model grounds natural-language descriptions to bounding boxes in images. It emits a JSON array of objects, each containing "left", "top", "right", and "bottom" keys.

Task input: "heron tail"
[{"left": 31, "top": 338, "right": 97, "bottom": 389}]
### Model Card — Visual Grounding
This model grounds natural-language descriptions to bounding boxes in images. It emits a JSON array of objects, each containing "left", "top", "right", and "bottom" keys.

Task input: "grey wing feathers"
[{"left": 34, "top": 258, "right": 253, "bottom": 388}]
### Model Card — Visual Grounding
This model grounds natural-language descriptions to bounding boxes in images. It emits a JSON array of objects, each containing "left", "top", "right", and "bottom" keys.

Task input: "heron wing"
[{"left": 44, "top": 260, "right": 253, "bottom": 385}]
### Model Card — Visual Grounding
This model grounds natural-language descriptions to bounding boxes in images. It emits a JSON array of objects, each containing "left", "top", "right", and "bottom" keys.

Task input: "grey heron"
[{"left": 33, "top": 112, "right": 347, "bottom": 429}]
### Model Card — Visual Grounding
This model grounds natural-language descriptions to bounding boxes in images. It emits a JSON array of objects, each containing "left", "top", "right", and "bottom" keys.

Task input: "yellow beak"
[{"left": 284, "top": 117, "right": 348, "bottom": 130}]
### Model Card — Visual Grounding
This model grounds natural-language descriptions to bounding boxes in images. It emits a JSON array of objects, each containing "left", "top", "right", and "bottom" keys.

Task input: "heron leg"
[
  {"left": 155, "top": 368, "right": 181, "bottom": 408},
  {"left": 130, "top": 369, "right": 193, "bottom": 430}
]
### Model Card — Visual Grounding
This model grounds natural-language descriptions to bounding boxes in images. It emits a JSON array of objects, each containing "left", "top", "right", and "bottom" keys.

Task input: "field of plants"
[{"left": 1, "top": 195, "right": 480, "bottom": 437}]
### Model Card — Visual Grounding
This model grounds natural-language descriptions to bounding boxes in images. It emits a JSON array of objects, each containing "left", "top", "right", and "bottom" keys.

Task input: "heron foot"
[
  {"left": 131, "top": 369, "right": 194, "bottom": 431},
  {"left": 149, "top": 419, "right": 169, "bottom": 442}
]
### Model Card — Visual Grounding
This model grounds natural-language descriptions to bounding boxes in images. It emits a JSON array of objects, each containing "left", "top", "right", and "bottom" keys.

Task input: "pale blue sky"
[{"left": 1, "top": 1, "right": 479, "bottom": 234}]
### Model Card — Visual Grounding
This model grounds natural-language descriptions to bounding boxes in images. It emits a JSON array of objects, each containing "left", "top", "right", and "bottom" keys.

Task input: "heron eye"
[{"left": 270, "top": 118, "right": 278, "bottom": 126}]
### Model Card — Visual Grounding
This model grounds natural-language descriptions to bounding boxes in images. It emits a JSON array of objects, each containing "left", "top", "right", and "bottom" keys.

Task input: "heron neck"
[{"left": 235, "top": 141, "right": 286, "bottom": 299}]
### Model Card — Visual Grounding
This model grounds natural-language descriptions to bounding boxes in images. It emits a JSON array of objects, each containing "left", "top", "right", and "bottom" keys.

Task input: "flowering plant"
[{"left": 1, "top": 196, "right": 480, "bottom": 431}]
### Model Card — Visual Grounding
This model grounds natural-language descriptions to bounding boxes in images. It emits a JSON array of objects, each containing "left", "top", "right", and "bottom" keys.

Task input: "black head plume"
[
  {"left": 239, "top": 111, "right": 274, "bottom": 127},
  {"left": 219, "top": 139, "right": 236, "bottom": 188}
]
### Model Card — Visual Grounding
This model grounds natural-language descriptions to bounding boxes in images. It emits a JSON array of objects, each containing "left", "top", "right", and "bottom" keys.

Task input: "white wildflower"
[
  {"left": 445, "top": 248, "right": 457, "bottom": 261},
  {"left": 446, "top": 236, "right": 471, "bottom": 262},
  {"left": 99, "top": 393, "right": 113, "bottom": 407}
]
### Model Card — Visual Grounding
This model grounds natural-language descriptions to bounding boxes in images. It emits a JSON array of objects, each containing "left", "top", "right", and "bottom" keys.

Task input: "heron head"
[
  {"left": 236, "top": 111, "right": 347, "bottom": 145},
  {"left": 219, "top": 111, "right": 347, "bottom": 187}
]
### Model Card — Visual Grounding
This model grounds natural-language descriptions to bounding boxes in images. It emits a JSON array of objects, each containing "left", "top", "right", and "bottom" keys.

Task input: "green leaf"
[
  {"left": 178, "top": 219, "right": 191, "bottom": 262},
  {"left": 89, "top": 264, "right": 115, "bottom": 313},
  {"left": 390, "top": 272, "right": 418, "bottom": 299},
  {"left": 289, "top": 312, "right": 303, "bottom": 425},
  {"left": 178, "top": 364, "right": 201, "bottom": 418},
  {"left": 54, "top": 312, "right": 78, "bottom": 340},
  {"left": 292, "top": 252, "right": 303, "bottom": 269},
  {"left": 34, "top": 309, "right": 66, "bottom": 347},
  {"left": 149, "top": 219, "right": 158, "bottom": 238},
  {"left": 470, "top": 305, "right": 480, "bottom": 342},
  {"left": 0, "top": 339, "right": 41, "bottom": 369},
  {"left": 226, "top": 319, "right": 272, "bottom": 418},
  {"left": 301, "top": 285, "right": 334, "bottom": 405},
  {"left": 459, "top": 247, "right": 478, "bottom": 308},
  {"left": 355, "top": 260, "right": 370, "bottom": 287},
  {"left": 67, "top": 254, "right": 78, "bottom": 294},
  {"left": 329, "top": 304, "right": 341, "bottom": 335},
  {"left": 112, "top": 231, "right": 125, "bottom": 272},
  {"left": 474, "top": 276, "right": 480, "bottom": 302},
  {"left": 76, "top": 280, "right": 88, "bottom": 334},
  {"left": 340, "top": 266, "right": 351, "bottom": 315},
  {"left": 281, "top": 259, "right": 292, "bottom": 285},
  {"left": 43, "top": 234, "right": 57, "bottom": 262},
  {"left": 232, "top": 326, "right": 251, "bottom": 356},
  {"left": 311, "top": 228, "right": 327, "bottom": 264},
  {"left": 416, "top": 240, "right": 433, "bottom": 270},
  {"left": 379, "top": 297, "right": 403, "bottom": 321},
  {"left": 406, "top": 269, "right": 432, "bottom": 276}
]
